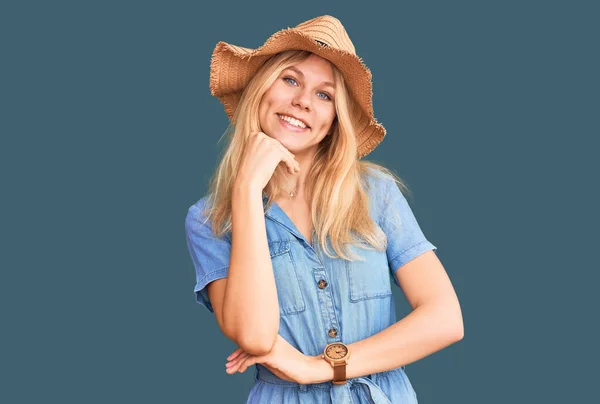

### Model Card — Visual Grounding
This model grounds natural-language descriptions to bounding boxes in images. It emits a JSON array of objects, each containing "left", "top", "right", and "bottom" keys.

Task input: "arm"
[
  {"left": 217, "top": 183, "right": 279, "bottom": 356},
  {"left": 307, "top": 250, "right": 464, "bottom": 383}
]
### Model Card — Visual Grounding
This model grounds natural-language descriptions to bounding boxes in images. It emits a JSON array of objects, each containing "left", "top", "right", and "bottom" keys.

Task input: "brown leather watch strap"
[{"left": 332, "top": 363, "right": 347, "bottom": 385}]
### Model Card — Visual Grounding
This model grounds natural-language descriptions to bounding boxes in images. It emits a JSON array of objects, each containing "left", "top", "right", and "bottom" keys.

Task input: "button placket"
[{"left": 312, "top": 268, "right": 341, "bottom": 343}]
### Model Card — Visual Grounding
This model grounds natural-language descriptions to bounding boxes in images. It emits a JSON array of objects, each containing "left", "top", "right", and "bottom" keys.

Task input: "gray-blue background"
[{"left": 2, "top": 1, "right": 597, "bottom": 403}]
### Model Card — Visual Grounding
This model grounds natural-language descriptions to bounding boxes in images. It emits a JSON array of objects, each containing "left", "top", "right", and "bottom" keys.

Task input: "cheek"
[
  {"left": 258, "top": 101, "right": 267, "bottom": 118},
  {"left": 317, "top": 109, "right": 336, "bottom": 130},
  {"left": 258, "top": 96, "right": 274, "bottom": 121},
  {"left": 264, "top": 83, "right": 287, "bottom": 103},
  {"left": 323, "top": 104, "right": 336, "bottom": 122},
  {"left": 259, "top": 92, "right": 284, "bottom": 116}
]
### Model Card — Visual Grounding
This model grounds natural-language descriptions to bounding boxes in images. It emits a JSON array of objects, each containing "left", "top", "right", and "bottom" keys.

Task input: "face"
[{"left": 258, "top": 54, "right": 337, "bottom": 158}]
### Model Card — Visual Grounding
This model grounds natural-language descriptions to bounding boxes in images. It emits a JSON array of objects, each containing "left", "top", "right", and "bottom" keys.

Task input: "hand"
[
  {"left": 234, "top": 131, "right": 300, "bottom": 192},
  {"left": 225, "top": 334, "right": 314, "bottom": 385}
]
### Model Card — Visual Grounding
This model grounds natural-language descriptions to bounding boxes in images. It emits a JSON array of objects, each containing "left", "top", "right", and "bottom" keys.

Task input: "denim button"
[
  {"left": 328, "top": 328, "right": 338, "bottom": 337},
  {"left": 318, "top": 279, "right": 328, "bottom": 289}
]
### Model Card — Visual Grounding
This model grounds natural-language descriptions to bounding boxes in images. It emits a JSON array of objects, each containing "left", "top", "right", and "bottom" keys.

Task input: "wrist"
[
  {"left": 231, "top": 183, "right": 265, "bottom": 216},
  {"left": 233, "top": 178, "right": 263, "bottom": 196},
  {"left": 306, "top": 354, "right": 334, "bottom": 384}
]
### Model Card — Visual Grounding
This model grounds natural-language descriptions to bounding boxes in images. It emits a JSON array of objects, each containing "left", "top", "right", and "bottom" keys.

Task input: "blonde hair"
[{"left": 200, "top": 50, "right": 410, "bottom": 261}]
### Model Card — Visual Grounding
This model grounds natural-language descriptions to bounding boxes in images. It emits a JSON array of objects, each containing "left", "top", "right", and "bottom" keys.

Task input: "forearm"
[
  {"left": 308, "top": 300, "right": 464, "bottom": 383},
  {"left": 223, "top": 183, "right": 279, "bottom": 354}
]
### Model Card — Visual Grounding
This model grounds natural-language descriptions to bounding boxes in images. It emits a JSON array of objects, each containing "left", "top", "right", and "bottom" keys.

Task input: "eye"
[
  {"left": 283, "top": 77, "right": 298, "bottom": 86},
  {"left": 317, "top": 91, "right": 332, "bottom": 101},
  {"left": 283, "top": 77, "right": 333, "bottom": 101}
]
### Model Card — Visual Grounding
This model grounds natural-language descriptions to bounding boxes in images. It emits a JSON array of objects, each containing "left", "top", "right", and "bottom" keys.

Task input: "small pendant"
[{"left": 289, "top": 192, "right": 295, "bottom": 197}]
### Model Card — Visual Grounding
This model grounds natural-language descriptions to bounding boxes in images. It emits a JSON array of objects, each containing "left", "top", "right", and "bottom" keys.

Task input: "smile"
[{"left": 277, "top": 114, "right": 310, "bottom": 131}]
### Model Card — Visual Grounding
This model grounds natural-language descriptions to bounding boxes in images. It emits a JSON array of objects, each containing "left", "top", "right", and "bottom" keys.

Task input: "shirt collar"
[{"left": 262, "top": 191, "right": 315, "bottom": 247}]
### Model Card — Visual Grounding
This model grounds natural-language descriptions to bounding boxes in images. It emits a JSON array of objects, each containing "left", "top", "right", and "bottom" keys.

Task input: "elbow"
[
  {"left": 431, "top": 299, "right": 464, "bottom": 342},
  {"left": 453, "top": 323, "right": 464, "bottom": 341},
  {"left": 222, "top": 315, "right": 279, "bottom": 355},
  {"left": 236, "top": 332, "right": 277, "bottom": 356},
  {"left": 453, "top": 303, "right": 465, "bottom": 341},
  {"left": 440, "top": 320, "right": 463, "bottom": 344},
  {"left": 450, "top": 310, "right": 464, "bottom": 341}
]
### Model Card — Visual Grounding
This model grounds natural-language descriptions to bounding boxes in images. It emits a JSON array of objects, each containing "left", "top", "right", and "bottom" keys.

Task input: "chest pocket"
[
  {"left": 345, "top": 242, "right": 393, "bottom": 302},
  {"left": 269, "top": 240, "right": 306, "bottom": 315}
]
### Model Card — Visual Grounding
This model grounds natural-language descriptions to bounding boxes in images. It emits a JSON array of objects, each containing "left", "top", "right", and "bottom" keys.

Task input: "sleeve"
[
  {"left": 379, "top": 176, "right": 438, "bottom": 288},
  {"left": 185, "top": 203, "right": 231, "bottom": 313}
]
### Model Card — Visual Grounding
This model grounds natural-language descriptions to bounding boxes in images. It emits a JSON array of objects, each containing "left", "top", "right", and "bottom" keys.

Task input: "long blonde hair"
[{"left": 201, "top": 50, "right": 410, "bottom": 261}]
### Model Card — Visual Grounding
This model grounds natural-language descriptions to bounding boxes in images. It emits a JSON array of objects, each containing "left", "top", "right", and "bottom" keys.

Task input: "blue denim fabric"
[{"left": 185, "top": 169, "right": 437, "bottom": 403}]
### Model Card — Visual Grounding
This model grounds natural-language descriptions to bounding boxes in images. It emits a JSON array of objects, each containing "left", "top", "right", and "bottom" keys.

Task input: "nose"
[{"left": 292, "top": 88, "right": 311, "bottom": 111}]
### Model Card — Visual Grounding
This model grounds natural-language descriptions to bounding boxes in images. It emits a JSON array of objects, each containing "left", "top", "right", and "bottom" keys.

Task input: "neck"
[
  {"left": 271, "top": 153, "right": 313, "bottom": 199},
  {"left": 282, "top": 174, "right": 306, "bottom": 197}
]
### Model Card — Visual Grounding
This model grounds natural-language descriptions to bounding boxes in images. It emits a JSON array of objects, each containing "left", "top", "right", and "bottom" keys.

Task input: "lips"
[
  {"left": 277, "top": 113, "right": 310, "bottom": 129},
  {"left": 278, "top": 116, "right": 309, "bottom": 132}
]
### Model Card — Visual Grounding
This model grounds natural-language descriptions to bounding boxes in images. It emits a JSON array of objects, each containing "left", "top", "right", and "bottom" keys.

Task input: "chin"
[{"left": 279, "top": 138, "right": 302, "bottom": 151}]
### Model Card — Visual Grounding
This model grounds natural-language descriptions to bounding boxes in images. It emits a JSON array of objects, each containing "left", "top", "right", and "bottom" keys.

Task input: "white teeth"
[{"left": 278, "top": 114, "right": 307, "bottom": 128}]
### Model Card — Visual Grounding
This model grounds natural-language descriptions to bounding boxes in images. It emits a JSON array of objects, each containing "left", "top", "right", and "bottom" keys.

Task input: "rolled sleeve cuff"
[
  {"left": 389, "top": 241, "right": 437, "bottom": 288},
  {"left": 193, "top": 268, "right": 229, "bottom": 313}
]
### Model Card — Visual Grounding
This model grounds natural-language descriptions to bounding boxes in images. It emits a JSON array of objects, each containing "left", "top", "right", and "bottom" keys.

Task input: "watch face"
[{"left": 326, "top": 343, "right": 348, "bottom": 360}]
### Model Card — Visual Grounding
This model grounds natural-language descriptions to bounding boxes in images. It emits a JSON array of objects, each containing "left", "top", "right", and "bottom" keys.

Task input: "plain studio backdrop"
[{"left": 1, "top": 1, "right": 598, "bottom": 403}]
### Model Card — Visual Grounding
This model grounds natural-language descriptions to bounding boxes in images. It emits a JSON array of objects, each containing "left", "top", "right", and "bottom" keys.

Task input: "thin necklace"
[
  {"left": 287, "top": 182, "right": 304, "bottom": 199},
  {"left": 285, "top": 182, "right": 311, "bottom": 245},
  {"left": 287, "top": 183, "right": 301, "bottom": 239}
]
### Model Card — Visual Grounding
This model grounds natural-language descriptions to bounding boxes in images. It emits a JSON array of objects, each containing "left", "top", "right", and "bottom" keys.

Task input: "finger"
[
  {"left": 227, "top": 348, "right": 242, "bottom": 361},
  {"left": 228, "top": 354, "right": 251, "bottom": 374},
  {"left": 227, "top": 347, "right": 243, "bottom": 361},
  {"left": 284, "top": 150, "right": 300, "bottom": 172},
  {"left": 272, "top": 141, "right": 298, "bottom": 168},
  {"left": 226, "top": 352, "right": 248, "bottom": 370},
  {"left": 288, "top": 154, "right": 300, "bottom": 172},
  {"left": 270, "top": 145, "right": 298, "bottom": 174},
  {"left": 287, "top": 160, "right": 297, "bottom": 175},
  {"left": 226, "top": 352, "right": 251, "bottom": 373},
  {"left": 232, "top": 352, "right": 251, "bottom": 366},
  {"left": 284, "top": 154, "right": 300, "bottom": 174},
  {"left": 239, "top": 356, "right": 257, "bottom": 373},
  {"left": 275, "top": 148, "right": 297, "bottom": 175}
]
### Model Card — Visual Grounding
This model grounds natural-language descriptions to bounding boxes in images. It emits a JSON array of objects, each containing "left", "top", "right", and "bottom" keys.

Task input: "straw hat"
[{"left": 208, "top": 15, "right": 386, "bottom": 159}]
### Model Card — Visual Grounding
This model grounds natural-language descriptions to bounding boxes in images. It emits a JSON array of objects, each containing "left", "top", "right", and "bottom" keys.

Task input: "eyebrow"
[{"left": 284, "top": 66, "right": 335, "bottom": 90}]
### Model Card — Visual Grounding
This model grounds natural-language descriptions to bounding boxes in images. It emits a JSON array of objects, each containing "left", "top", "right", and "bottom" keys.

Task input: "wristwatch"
[{"left": 321, "top": 342, "right": 350, "bottom": 385}]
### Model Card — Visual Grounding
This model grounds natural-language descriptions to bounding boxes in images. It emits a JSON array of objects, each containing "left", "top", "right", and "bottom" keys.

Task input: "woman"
[{"left": 185, "top": 15, "right": 463, "bottom": 403}]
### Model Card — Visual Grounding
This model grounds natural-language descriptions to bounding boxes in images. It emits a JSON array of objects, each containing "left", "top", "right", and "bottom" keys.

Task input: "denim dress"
[{"left": 185, "top": 169, "right": 437, "bottom": 403}]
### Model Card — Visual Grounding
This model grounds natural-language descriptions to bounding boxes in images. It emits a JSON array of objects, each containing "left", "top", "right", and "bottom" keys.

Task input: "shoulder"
[
  {"left": 359, "top": 166, "right": 398, "bottom": 225},
  {"left": 361, "top": 166, "right": 395, "bottom": 199},
  {"left": 185, "top": 195, "right": 213, "bottom": 231}
]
